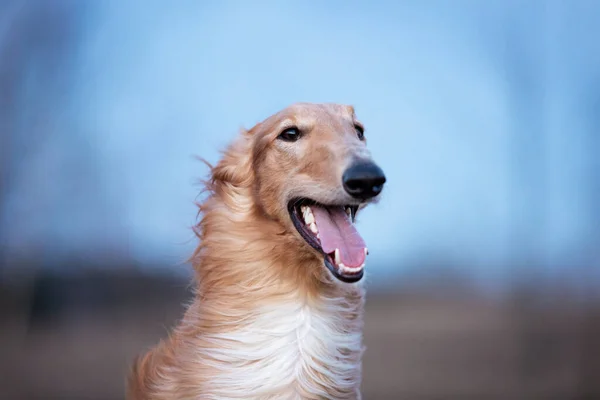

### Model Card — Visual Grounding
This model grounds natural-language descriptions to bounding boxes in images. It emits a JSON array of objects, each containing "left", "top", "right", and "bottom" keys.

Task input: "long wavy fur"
[{"left": 128, "top": 104, "right": 367, "bottom": 399}]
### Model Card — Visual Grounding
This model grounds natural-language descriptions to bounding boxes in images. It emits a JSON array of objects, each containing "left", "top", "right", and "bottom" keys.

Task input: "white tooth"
[
  {"left": 364, "top": 248, "right": 369, "bottom": 256},
  {"left": 316, "top": 233, "right": 320, "bottom": 240},
  {"left": 301, "top": 205, "right": 307, "bottom": 214},
  {"left": 334, "top": 248, "right": 341, "bottom": 265},
  {"left": 304, "top": 211, "right": 314, "bottom": 224},
  {"left": 309, "top": 222, "right": 318, "bottom": 234},
  {"left": 345, "top": 207, "right": 351, "bottom": 217},
  {"left": 341, "top": 263, "right": 364, "bottom": 274}
]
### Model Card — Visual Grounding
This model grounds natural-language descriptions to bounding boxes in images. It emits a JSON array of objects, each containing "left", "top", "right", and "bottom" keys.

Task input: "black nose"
[{"left": 342, "top": 162, "right": 386, "bottom": 200}]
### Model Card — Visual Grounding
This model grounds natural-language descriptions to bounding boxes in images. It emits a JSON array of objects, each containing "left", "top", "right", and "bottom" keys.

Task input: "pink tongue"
[{"left": 311, "top": 206, "right": 366, "bottom": 268}]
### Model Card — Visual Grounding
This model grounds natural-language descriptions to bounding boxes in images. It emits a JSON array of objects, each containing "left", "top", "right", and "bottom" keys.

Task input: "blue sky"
[{"left": 2, "top": 1, "right": 599, "bottom": 285}]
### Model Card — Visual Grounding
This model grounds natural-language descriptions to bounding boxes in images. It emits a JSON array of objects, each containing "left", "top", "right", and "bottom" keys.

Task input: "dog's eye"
[
  {"left": 278, "top": 127, "right": 302, "bottom": 142},
  {"left": 355, "top": 125, "right": 365, "bottom": 140}
]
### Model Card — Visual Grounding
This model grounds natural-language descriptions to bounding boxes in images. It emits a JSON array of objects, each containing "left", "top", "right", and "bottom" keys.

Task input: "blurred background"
[{"left": 1, "top": 1, "right": 599, "bottom": 399}]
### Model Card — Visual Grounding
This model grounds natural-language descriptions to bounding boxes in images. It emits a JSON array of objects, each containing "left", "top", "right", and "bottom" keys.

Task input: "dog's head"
[{"left": 210, "top": 103, "right": 385, "bottom": 283}]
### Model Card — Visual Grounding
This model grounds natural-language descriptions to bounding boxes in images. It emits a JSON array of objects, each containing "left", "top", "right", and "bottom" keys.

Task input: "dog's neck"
[{"left": 183, "top": 190, "right": 366, "bottom": 399}]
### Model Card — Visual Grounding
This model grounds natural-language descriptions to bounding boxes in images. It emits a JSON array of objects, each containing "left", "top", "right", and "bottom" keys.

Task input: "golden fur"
[{"left": 128, "top": 103, "right": 380, "bottom": 399}]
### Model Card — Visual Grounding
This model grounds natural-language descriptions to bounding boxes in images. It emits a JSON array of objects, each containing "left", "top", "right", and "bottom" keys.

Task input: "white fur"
[{"left": 197, "top": 289, "right": 364, "bottom": 399}]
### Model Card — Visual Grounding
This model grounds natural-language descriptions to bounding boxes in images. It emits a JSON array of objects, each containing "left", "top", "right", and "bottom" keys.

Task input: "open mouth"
[{"left": 288, "top": 198, "right": 368, "bottom": 283}]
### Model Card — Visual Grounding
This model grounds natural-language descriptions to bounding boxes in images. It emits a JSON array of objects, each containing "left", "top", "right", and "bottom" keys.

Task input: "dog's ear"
[{"left": 210, "top": 129, "right": 254, "bottom": 188}]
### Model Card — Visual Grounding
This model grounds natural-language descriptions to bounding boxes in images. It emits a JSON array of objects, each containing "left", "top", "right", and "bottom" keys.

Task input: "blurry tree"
[
  {"left": 500, "top": 5, "right": 552, "bottom": 399},
  {"left": 583, "top": 70, "right": 600, "bottom": 287},
  {"left": 0, "top": 1, "right": 23, "bottom": 271},
  {"left": 577, "top": 77, "right": 600, "bottom": 400},
  {"left": 505, "top": 5, "right": 547, "bottom": 278},
  {"left": 0, "top": 1, "right": 84, "bottom": 272}
]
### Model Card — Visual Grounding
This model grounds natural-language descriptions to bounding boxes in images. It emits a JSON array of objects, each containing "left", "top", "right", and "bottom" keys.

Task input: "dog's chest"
[{"left": 200, "top": 298, "right": 363, "bottom": 399}]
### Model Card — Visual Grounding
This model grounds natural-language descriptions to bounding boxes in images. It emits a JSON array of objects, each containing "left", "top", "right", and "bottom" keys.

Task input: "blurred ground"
[{"left": 1, "top": 268, "right": 599, "bottom": 400}]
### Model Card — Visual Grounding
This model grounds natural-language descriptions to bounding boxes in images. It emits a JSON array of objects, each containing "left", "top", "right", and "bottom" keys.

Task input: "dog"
[{"left": 127, "top": 103, "right": 386, "bottom": 399}]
